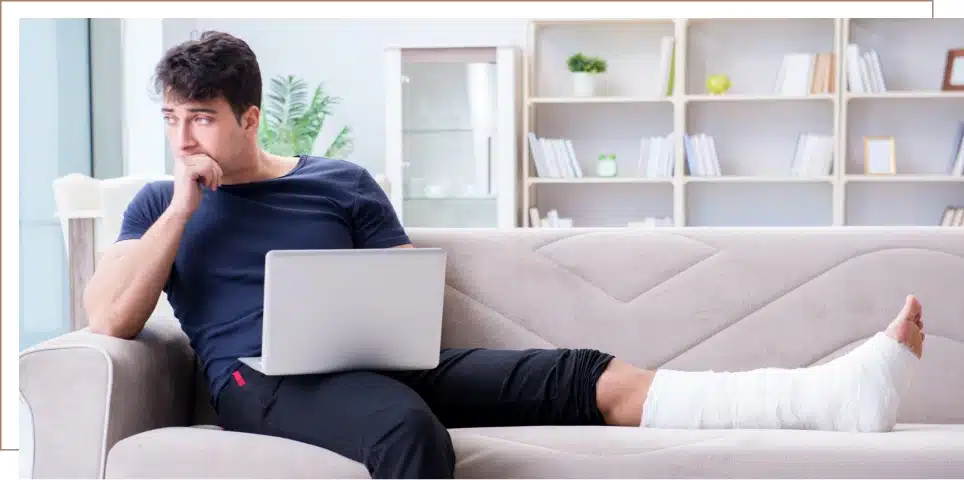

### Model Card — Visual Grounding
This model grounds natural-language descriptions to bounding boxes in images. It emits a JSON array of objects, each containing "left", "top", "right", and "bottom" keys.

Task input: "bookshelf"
[{"left": 521, "top": 18, "right": 964, "bottom": 228}]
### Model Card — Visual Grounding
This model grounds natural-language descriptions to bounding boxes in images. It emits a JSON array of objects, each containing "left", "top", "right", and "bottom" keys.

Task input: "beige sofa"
[{"left": 20, "top": 227, "right": 964, "bottom": 478}]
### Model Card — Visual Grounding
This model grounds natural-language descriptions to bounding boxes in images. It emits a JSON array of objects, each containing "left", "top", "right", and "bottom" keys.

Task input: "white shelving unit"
[{"left": 522, "top": 18, "right": 964, "bottom": 228}]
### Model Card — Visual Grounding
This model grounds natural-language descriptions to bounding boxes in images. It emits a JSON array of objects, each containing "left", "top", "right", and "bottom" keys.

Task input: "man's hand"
[{"left": 171, "top": 154, "right": 222, "bottom": 216}]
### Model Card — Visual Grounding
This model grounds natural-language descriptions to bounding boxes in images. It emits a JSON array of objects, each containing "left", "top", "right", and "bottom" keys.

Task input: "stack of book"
[
  {"left": 774, "top": 52, "right": 837, "bottom": 95},
  {"left": 791, "top": 133, "right": 834, "bottom": 177},
  {"left": 846, "top": 43, "right": 887, "bottom": 94},
  {"left": 527, "top": 133, "right": 583, "bottom": 178},
  {"left": 940, "top": 206, "right": 964, "bottom": 227},
  {"left": 636, "top": 134, "right": 676, "bottom": 178},
  {"left": 684, "top": 134, "right": 721, "bottom": 177},
  {"left": 528, "top": 207, "right": 573, "bottom": 228}
]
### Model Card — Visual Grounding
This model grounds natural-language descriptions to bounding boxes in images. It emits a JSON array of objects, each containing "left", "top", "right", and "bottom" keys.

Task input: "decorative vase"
[
  {"left": 596, "top": 154, "right": 618, "bottom": 177},
  {"left": 572, "top": 72, "right": 597, "bottom": 97}
]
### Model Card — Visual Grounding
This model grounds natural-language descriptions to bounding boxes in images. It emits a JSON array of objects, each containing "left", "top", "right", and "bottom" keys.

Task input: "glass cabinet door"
[{"left": 385, "top": 46, "right": 517, "bottom": 228}]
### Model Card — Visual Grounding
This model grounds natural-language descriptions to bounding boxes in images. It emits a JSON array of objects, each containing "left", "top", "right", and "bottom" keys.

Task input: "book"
[
  {"left": 774, "top": 52, "right": 837, "bottom": 95},
  {"left": 656, "top": 36, "right": 675, "bottom": 97},
  {"left": 684, "top": 134, "right": 720, "bottom": 177},
  {"left": 637, "top": 134, "right": 676, "bottom": 178},
  {"left": 846, "top": 43, "right": 886, "bottom": 93},
  {"left": 527, "top": 134, "right": 584, "bottom": 178},
  {"left": 791, "top": 133, "right": 834, "bottom": 177},
  {"left": 949, "top": 122, "right": 964, "bottom": 176}
]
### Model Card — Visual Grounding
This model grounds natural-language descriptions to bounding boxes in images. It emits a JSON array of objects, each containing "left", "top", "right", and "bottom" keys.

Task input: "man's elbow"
[
  {"left": 89, "top": 323, "right": 131, "bottom": 339},
  {"left": 87, "top": 309, "right": 141, "bottom": 340},
  {"left": 393, "top": 243, "right": 415, "bottom": 248}
]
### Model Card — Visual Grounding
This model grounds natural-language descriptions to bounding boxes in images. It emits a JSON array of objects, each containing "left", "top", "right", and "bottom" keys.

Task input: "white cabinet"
[{"left": 385, "top": 46, "right": 519, "bottom": 228}]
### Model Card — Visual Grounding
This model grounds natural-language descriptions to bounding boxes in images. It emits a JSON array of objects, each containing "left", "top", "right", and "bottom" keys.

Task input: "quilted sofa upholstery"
[{"left": 20, "top": 227, "right": 964, "bottom": 478}]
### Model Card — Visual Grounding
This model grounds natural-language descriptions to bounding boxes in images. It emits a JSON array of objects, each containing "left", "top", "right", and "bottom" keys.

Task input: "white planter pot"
[{"left": 571, "top": 72, "right": 598, "bottom": 97}]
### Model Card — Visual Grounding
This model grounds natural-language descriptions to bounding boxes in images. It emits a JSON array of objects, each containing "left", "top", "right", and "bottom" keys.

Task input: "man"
[{"left": 84, "top": 31, "right": 926, "bottom": 479}]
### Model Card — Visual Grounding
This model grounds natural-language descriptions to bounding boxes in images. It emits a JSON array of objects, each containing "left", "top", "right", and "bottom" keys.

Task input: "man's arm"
[
  {"left": 85, "top": 154, "right": 222, "bottom": 338},
  {"left": 84, "top": 207, "right": 190, "bottom": 339},
  {"left": 351, "top": 167, "right": 413, "bottom": 249}
]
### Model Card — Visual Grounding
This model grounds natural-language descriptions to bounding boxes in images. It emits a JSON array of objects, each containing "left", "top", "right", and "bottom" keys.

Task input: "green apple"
[{"left": 706, "top": 74, "right": 731, "bottom": 95}]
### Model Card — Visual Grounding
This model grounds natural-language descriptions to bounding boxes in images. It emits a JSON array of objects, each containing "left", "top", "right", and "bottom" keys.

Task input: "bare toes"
[{"left": 885, "top": 295, "right": 925, "bottom": 358}]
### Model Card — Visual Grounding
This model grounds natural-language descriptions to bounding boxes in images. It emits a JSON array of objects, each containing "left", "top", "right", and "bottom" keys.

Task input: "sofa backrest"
[{"left": 405, "top": 227, "right": 964, "bottom": 425}]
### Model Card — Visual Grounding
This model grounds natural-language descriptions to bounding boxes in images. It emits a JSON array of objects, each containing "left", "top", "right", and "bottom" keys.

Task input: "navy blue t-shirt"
[{"left": 116, "top": 155, "right": 411, "bottom": 402}]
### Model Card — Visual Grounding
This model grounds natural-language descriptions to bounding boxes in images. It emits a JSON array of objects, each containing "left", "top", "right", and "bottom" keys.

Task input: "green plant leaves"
[
  {"left": 325, "top": 125, "right": 354, "bottom": 159},
  {"left": 566, "top": 52, "right": 608, "bottom": 74},
  {"left": 258, "top": 74, "right": 354, "bottom": 159}
]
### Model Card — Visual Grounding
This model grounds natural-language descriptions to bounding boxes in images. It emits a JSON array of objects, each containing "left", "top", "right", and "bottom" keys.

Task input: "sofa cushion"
[
  {"left": 105, "top": 426, "right": 369, "bottom": 478},
  {"left": 454, "top": 424, "right": 964, "bottom": 478},
  {"left": 106, "top": 423, "right": 964, "bottom": 478}
]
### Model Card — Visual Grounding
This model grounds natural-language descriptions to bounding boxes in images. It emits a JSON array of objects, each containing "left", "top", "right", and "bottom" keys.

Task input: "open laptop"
[{"left": 238, "top": 247, "right": 447, "bottom": 376}]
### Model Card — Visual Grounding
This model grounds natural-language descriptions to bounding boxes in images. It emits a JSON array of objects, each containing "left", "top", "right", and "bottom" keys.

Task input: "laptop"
[{"left": 238, "top": 247, "right": 447, "bottom": 376}]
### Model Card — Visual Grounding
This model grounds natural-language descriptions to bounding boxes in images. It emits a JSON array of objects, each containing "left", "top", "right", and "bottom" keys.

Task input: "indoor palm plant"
[{"left": 258, "top": 74, "right": 354, "bottom": 159}]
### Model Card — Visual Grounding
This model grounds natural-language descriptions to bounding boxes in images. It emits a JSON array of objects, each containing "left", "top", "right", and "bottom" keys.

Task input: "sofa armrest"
[{"left": 20, "top": 315, "right": 196, "bottom": 479}]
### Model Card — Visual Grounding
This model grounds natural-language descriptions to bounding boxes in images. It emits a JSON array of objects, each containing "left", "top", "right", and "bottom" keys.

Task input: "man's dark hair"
[{"left": 153, "top": 31, "right": 262, "bottom": 122}]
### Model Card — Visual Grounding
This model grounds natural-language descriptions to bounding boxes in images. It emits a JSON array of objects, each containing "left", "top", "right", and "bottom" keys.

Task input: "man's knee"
[
  {"left": 385, "top": 406, "right": 448, "bottom": 441},
  {"left": 552, "top": 348, "right": 617, "bottom": 424},
  {"left": 367, "top": 405, "right": 455, "bottom": 478}
]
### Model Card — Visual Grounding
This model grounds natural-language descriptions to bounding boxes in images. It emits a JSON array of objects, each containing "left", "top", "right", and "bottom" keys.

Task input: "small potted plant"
[{"left": 567, "top": 53, "right": 607, "bottom": 97}]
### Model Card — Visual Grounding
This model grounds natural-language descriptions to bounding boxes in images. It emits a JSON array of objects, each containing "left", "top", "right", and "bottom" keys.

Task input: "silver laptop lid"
[{"left": 260, "top": 248, "right": 446, "bottom": 375}]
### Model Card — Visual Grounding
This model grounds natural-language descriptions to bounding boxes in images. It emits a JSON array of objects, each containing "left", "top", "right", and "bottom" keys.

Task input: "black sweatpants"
[{"left": 215, "top": 348, "right": 615, "bottom": 479}]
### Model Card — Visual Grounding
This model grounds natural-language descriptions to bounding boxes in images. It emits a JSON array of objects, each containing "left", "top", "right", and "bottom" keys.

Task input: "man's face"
[{"left": 162, "top": 95, "right": 257, "bottom": 171}]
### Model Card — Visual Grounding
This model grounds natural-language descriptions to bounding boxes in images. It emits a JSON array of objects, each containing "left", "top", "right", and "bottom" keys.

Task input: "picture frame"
[
  {"left": 942, "top": 48, "right": 964, "bottom": 92},
  {"left": 864, "top": 136, "right": 896, "bottom": 175}
]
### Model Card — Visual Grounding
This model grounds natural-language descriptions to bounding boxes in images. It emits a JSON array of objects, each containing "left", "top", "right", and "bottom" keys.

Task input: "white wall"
[{"left": 172, "top": 18, "right": 528, "bottom": 174}]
